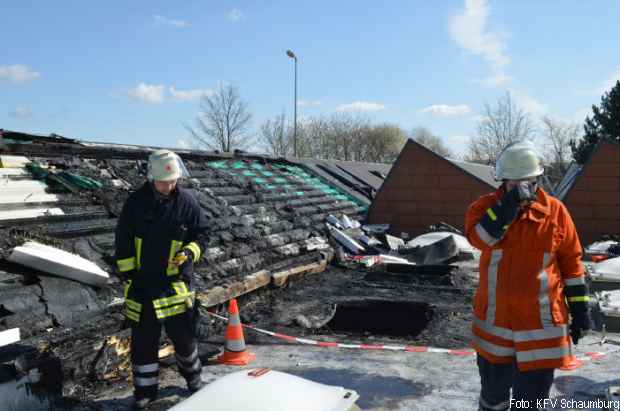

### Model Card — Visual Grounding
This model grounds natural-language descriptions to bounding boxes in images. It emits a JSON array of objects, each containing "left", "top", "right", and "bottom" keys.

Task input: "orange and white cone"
[
  {"left": 560, "top": 340, "right": 583, "bottom": 371},
  {"left": 217, "top": 298, "right": 256, "bottom": 366}
]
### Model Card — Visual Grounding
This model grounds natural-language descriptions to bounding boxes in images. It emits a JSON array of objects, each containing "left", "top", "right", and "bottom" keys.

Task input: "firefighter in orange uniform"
[{"left": 465, "top": 141, "right": 592, "bottom": 411}]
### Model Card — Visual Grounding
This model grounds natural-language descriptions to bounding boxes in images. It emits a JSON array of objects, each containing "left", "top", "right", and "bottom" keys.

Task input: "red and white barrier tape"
[
  {"left": 572, "top": 348, "right": 620, "bottom": 365},
  {"left": 206, "top": 309, "right": 620, "bottom": 367},
  {"left": 207, "top": 310, "right": 475, "bottom": 356}
]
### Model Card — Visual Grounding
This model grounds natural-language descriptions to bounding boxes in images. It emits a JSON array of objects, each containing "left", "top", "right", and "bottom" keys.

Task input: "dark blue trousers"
[{"left": 477, "top": 354, "right": 555, "bottom": 411}]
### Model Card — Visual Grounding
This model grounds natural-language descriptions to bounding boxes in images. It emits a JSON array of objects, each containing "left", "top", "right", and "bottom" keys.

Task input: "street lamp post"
[{"left": 286, "top": 49, "right": 298, "bottom": 157}]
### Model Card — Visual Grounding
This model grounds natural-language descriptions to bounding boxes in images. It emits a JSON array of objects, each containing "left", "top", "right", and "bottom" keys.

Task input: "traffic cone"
[
  {"left": 560, "top": 340, "right": 583, "bottom": 371},
  {"left": 217, "top": 298, "right": 256, "bottom": 365}
]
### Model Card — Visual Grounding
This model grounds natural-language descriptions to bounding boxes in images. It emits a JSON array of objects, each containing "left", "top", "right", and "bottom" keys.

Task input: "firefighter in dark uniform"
[{"left": 115, "top": 149, "right": 208, "bottom": 409}]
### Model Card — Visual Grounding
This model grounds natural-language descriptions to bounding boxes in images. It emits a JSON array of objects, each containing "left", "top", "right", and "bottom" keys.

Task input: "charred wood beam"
[{"left": 43, "top": 218, "right": 117, "bottom": 238}]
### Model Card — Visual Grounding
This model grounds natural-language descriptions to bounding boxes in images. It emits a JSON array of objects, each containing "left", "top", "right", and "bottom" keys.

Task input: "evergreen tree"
[{"left": 571, "top": 80, "right": 620, "bottom": 163}]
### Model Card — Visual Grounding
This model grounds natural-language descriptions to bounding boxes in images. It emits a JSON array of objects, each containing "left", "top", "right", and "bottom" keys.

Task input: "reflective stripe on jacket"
[
  {"left": 123, "top": 279, "right": 194, "bottom": 322},
  {"left": 465, "top": 188, "right": 584, "bottom": 371}
]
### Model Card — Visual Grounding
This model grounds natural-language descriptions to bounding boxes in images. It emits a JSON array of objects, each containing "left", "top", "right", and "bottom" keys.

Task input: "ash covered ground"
[{"left": 48, "top": 261, "right": 477, "bottom": 410}]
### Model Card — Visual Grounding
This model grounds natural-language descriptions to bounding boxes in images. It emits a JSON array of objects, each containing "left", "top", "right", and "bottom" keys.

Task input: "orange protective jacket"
[{"left": 465, "top": 187, "right": 584, "bottom": 371}]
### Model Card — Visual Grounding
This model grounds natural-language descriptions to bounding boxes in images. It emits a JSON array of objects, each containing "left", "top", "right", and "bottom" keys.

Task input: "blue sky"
[{"left": 2, "top": 0, "right": 619, "bottom": 156}]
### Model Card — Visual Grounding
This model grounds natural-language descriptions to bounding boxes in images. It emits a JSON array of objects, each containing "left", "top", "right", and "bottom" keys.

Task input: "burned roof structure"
[
  {"left": 367, "top": 139, "right": 500, "bottom": 237},
  {"left": 555, "top": 138, "right": 620, "bottom": 245},
  {"left": 0, "top": 129, "right": 372, "bottom": 398}
]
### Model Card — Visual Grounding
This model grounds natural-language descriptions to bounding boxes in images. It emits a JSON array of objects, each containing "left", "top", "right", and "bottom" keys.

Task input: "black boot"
[
  {"left": 187, "top": 377, "right": 205, "bottom": 394},
  {"left": 133, "top": 394, "right": 157, "bottom": 410}
]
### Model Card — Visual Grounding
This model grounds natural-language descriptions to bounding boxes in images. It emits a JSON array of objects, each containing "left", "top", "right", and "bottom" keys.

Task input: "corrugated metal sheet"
[{"left": 555, "top": 162, "right": 582, "bottom": 200}]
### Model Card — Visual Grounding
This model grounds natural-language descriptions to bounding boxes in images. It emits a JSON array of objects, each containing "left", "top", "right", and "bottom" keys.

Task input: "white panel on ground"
[
  {"left": 0, "top": 167, "right": 27, "bottom": 176},
  {"left": 0, "top": 193, "right": 60, "bottom": 205},
  {"left": 586, "top": 241, "right": 618, "bottom": 255},
  {"left": 0, "top": 155, "right": 30, "bottom": 168},
  {"left": 8, "top": 241, "right": 109, "bottom": 286},
  {"left": 0, "top": 207, "right": 64, "bottom": 221},
  {"left": 168, "top": 369, "right": 359, "bottom": 411},
  {"left": 590, "top": 257, "right": 620, "bottom": 282},
  {"left": 0, "top": 328, "right": 20, "bottom": 347},
  {"left": 408, "top": 232, "right": 476, "bottom": 253},
  {"left": 1, "top": 179, "right": 49, "bottom": 192},
  {"left": 598, "top": 289, "right": 620, "bottom": 317}
]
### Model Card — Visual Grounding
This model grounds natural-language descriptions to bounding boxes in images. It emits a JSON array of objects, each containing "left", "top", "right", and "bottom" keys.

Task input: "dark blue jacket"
[{"left": 115, "top": 182, "right": 208, "bottom": 298}]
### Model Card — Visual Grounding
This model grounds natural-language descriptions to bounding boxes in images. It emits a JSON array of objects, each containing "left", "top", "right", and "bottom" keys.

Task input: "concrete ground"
[{"left": 72, "top": 332, "right": 620, "bottom": 411}]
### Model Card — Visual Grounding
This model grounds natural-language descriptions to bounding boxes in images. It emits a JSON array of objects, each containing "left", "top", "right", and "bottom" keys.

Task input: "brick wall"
[
  {"left": 563, "top": 141, "right": 620, "bottom": 245},
  {"left": 368, "top": 140, "right": 496, "bottom": 237}
]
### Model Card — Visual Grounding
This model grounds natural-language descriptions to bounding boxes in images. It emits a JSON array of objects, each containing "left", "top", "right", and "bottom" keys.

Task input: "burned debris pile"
[{"left": 227, "top": 216, "right": 479, "bottom": 352}]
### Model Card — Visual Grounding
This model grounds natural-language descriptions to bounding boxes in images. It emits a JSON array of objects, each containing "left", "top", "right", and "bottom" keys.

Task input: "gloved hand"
[
  {"left": 171, "top": 249, "right": 195, "bottom": 285},
  {"left": 569, "top": 310, "right": 592, "bottom": 345},
  {"left": 170, "top": 249, "right": 193, "bottom": 268},
  {"left": 478, "top": 186, "right": 522, "bottom": 241},
  {"left": 565, "top": 281, "right": 592, "bottom": 345}
]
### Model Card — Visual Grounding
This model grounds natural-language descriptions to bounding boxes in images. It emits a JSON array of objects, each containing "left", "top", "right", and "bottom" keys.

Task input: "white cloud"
[
  {"left": 475, "top": 73, "right": 512, "bottom": 87},
  {"left": 420, "top": 104, "right": 471, "bottom": 116},
  {"left": 228, "top": 9, "right": 245, "bottom": 22},
  {"left": 449, "top": 0, "right": 510, "bottom": 87},
  {"left": 509, "top": 89, "right": 546, "bottom": 117},
  {"left": 298, "top": 100, "right": 322, "bottom": 107},
  {"left": 128, "top": 83, "right": 166, "bottom": 103},
  {"left": 336, "top": 101, "right": 386, "bottom": 112},
  {"left": 177, "top": 138, "right": 192, "bottom": 149},
  {"left": 0, "top": 64, "right": 40, "bottom": 83},
  {"left": 8, "top": 106, "right": 33, "bottom": 119},
  {"left": 169, "top": 86, "right": 213, "bottom": 102},
  {"left": 153, "top": 15, "right": 190, "bottom": 28}
]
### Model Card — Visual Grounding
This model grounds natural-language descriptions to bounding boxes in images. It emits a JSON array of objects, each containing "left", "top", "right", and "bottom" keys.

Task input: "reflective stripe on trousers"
[
  {"left": 133, "top": 362, "right": 159, "bottom": 388},
  {"left": 479, "top": 251, "right": 570, "bottom": 365},
  {"left": 176, "top": 347, "right": 202, "bottom": 374}
]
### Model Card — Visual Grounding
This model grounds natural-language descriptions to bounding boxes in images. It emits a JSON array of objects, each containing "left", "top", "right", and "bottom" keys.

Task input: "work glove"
[
  {"left": 569, "top": 310, "right": 592, "bottom": 345},
  {"left": 566, "top": 282, "right": 593, "bottom": 345},
  {"left": 478, "top": 186, "right": 522, "bottom": 241},
  {"left": 171, "top": 249, "right": 194, "bottom": 285},
  {"left": 170, "top": 249, "right": 194, "bottom": 267}
]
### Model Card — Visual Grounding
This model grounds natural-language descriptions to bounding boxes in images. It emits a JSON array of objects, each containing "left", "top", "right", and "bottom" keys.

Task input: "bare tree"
[
  {"left": 365, "top": 124, "right": 407, "bottom": 163},
  {"left": 466, "top": 91, "right": 536, "bottom": 164},
  {"left": 260, "top": 113, "right": 291, "bottom": 157},
  {"left": 185, "top": 84, "right": 252, "bottom": 152},
  {"left": 541, "top": 116, "right": 581, "bottom": 180},
  {"left": 410, "top": 126, "right": 453, "bottom": 157}
]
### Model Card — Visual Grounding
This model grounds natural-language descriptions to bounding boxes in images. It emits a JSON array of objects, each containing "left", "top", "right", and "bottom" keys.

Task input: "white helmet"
[
  {"left": 494, "top": 141, "right": 544, "bottom": 180},
  {"left": 147, "top": 149, "right": 189, "bottom": 181}
]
